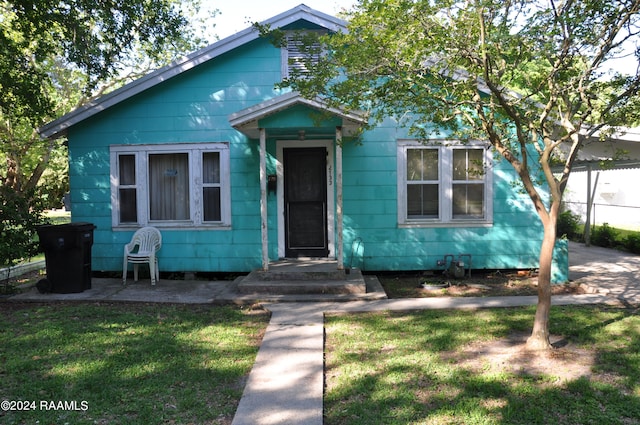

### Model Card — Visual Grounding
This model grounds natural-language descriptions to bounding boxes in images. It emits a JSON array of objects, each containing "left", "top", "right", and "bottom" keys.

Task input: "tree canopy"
[
  {"left": 274, "top": 0, "right": 640, "bottom": 349},
  {"left": 1, "top": 0, "right": 211, "bottom": 197},
  {"left": 1, "top": 0, "right": 205, "bottom": 121},
  {"left": 0, "top": 0, "right": 212, "bottom": 270}
]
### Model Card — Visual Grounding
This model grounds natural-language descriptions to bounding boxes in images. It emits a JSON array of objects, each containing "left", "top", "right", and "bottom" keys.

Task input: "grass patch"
[
  {"left": 325, "top": 305, "right": 640, "bottom": 425},
  {"left": 0, "top": 302, "right": 269, "bottom": 424},
  {"left": 45, "top": 209, "right": 72, "bottom": 224}
]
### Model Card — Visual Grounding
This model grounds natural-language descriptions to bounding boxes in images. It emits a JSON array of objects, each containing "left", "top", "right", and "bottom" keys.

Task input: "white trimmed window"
[
  {"left": 110, "top": 143, "right": 230, "bottom": 228},
  {"left": 398, "top": 140, "right": 493, "bottom": 226}
]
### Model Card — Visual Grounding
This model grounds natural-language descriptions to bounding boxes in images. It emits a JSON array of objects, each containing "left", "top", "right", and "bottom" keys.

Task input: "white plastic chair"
[{"left": 122, "top": 227, "right": 162, "bottom": 286}]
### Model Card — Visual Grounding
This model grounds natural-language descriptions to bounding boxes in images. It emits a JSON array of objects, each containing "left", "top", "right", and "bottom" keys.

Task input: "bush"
[
  {"left": 623, "top": 233, "right": 640, "bottom": 254},
  {"left": 591, "top": 223, "right": 619, "bottom": 248},
  {"left": 0, "top": 186, "right": 48, "bottom": 284},
  {"left": 557, "top": 210, "right": 582, "bottom": 240}
]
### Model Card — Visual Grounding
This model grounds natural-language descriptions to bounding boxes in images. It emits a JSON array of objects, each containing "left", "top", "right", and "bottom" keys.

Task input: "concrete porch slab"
[
  {"left": 9, "top": 274, "right": 387, "bottom": 304},
  {"left": 238, "top": 260, "right": 368, "bottom": 295}
]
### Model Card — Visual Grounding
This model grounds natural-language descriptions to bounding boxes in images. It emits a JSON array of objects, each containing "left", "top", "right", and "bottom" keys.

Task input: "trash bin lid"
[{"left": 37, "top": 222, "right": 96, "bottom": 231}]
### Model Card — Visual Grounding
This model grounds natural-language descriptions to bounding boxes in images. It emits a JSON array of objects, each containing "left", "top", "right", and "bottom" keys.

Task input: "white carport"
[{"left": 560, "top": 127, "right": 640, "bottom": 244}]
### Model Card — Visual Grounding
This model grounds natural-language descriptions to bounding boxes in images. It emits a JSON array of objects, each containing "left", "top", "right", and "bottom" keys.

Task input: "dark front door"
[{"left": 284, "top": 147, "right": 329, "bottom": 257}]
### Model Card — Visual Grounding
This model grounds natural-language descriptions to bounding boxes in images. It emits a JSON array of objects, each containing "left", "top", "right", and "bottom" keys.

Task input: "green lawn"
[
  {"left": 0, "top": 303, "right": 269, "bottom": 424},
  {"left": 325, "top": 305, "right": 640, "bottom": 425},
  {"left": 45, "top": 209, "right": 72, "bottom": 224},
  {"left": 3, "top": 302, "right": 639, "bottom": 424}
]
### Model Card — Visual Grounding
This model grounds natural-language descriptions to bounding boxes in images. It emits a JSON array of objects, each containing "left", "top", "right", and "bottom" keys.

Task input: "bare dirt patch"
[
  {"left": 1, "top": 268, "right": 45, "bottom": 296},
  {"left": 444, "top": 332, "right": 596, "bottom": 383},
  {"left": 378, "top": 270, "right": 587, "bottom": 298}
]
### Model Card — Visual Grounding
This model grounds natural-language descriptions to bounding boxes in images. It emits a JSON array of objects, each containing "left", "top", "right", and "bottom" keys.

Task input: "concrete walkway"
[
  {"left": 231, "top": 295, "right": 625, "bottom": 425},
  {"left": 230, "top": 242, "right": 640, "bottom": 425},
  {"left": 231, "top": 306, "right": 325, "bottom": 425},
  {"left": 7, "top": 242, "right": 640, "bottom": 425}
]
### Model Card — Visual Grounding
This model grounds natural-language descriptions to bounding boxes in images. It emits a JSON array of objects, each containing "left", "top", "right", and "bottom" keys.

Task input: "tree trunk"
[
  {"left": 24, "top": 138, "right": 54, "bottom": 193},
  {"left": 5, "top": 157, "right": 20, "bottom": 190},
  {"left": 526, "top": 213, "right": 558, "bottom": 351}
]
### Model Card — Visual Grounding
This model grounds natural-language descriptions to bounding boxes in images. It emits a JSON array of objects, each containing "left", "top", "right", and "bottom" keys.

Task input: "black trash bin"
[{"left": 36, "top": 222, "right": 96, "bottom": 294}]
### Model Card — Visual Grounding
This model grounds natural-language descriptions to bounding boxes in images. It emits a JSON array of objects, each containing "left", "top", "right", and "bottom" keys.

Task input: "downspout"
[
  {"left": 260, "top": 127, "right": 269, "bottom": 271},
  {"left": 336, "top": 126, "right": 344, "bottom": 270}
]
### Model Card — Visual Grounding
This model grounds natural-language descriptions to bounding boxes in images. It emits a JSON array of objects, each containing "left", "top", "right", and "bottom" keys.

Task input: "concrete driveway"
[{"left": 568, "top": 241, "right": 640, "bottom": 299}]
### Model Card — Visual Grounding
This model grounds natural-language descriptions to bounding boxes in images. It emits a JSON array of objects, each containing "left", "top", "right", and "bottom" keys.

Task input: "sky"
[
  {"left": 199, "top": 0, "right": 635, "bottom": 76},
  {"left": 204, "top": 1, "right": 358, "bottom": 41}
]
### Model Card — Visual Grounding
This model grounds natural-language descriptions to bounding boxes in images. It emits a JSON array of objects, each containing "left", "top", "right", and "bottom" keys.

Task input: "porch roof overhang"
[{"left": 228, "top": 92, "right": 367, "bottom": 139}]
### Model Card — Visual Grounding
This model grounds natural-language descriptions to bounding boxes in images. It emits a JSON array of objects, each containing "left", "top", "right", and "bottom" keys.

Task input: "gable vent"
[{"left": 283, "top": 32, "right": 324, "bottom": 78}]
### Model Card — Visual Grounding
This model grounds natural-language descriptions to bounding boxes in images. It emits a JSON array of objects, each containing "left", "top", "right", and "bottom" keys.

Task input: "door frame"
[{"left": 277, "top": 139, "right": 335, "bottom": 259}]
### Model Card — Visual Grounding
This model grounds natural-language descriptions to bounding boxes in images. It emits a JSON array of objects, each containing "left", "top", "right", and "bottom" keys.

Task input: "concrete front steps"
[{"left": 237, "top": 259, "right": 373, "bottom": 297}]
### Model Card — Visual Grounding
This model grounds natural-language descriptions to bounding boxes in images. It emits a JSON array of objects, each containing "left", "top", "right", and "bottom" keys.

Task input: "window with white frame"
[
  {"left": 281, "top": 31, "right": 325, "bottom": 78},
  {"left": 398, "top": 140, "right": 492, "bottom": 226},
  {"left": 110, "top": 143, "right": 230, "bottom": 228}
]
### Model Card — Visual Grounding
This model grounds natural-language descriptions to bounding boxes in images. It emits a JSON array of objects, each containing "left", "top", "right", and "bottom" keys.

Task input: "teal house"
[{"left": 40, "top": 4, "right": 568, "bottom": 282}]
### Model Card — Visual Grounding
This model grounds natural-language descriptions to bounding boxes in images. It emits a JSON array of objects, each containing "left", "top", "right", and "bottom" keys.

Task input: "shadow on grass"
[
  {"left": 324, "top": 306, "right": 640, "bottom": 425},
  {"left": 0, "top": 303, "right": 269, "bottom": 425}
]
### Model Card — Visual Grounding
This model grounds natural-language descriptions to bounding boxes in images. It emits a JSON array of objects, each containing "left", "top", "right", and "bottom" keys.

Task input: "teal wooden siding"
[
  {"left": 64, "top": 31, "right": 567, "bottom": 282},
  {"left": 67, "top": 38, "right": 281, "bottom": 273},
  {"left": 338, "top": 119, "right": 564, "bottom": 280}
]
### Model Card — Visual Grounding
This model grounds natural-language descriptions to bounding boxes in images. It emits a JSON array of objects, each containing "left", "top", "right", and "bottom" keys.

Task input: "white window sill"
[
  {"left": 113, "top": 224, "right": 231, "bottom": 231},
  {"left": 398, "top": 220, "right": 493, "bottom": 228}
]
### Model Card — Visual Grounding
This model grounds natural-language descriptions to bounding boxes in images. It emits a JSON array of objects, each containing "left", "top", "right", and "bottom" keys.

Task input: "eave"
[
  {"left": 228, "top": 91, "right": 367, "bottom": 139},
  {"left": 39, "top": 4, "right": 347, "bottom": 140}
]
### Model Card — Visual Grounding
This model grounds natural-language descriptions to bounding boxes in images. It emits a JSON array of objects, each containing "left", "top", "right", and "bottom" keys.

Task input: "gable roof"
[
  {"left": 229, "top": 91, "right": 367, "bottom": 139},
  {"left": 39, "top": 4, "right": 347, "bottom": 140}
]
